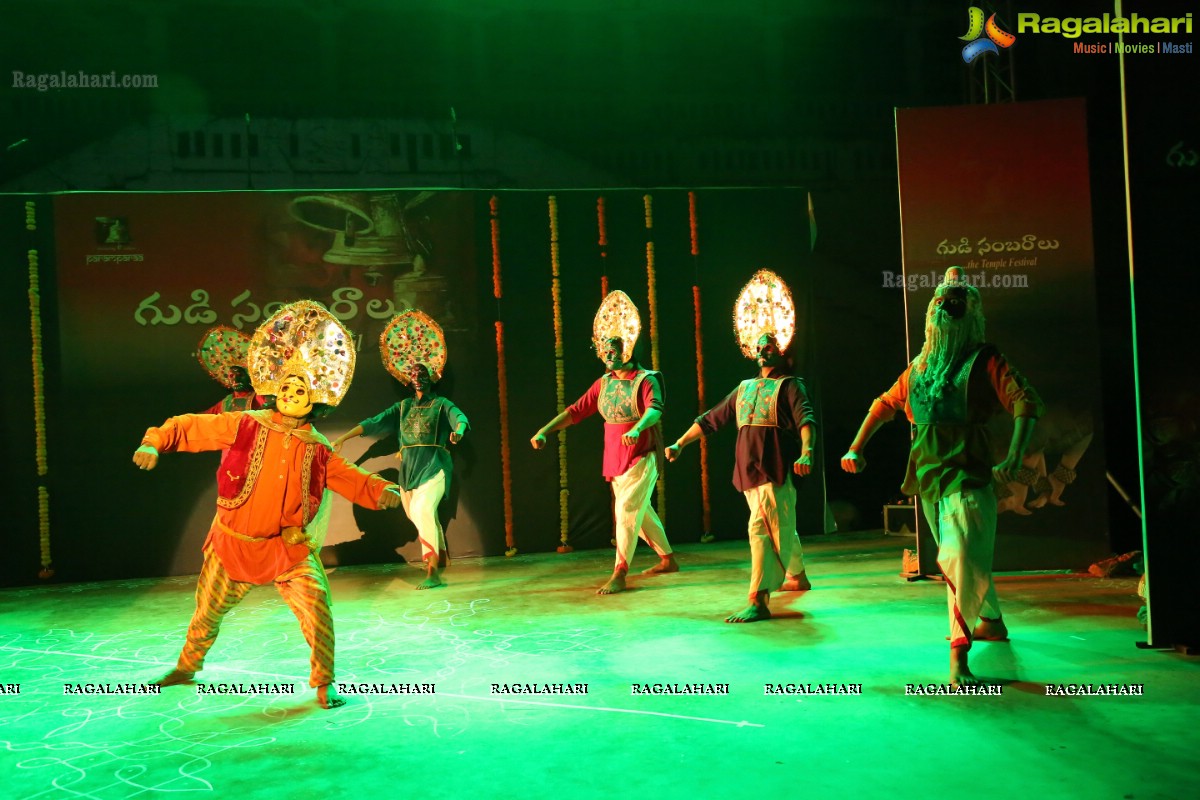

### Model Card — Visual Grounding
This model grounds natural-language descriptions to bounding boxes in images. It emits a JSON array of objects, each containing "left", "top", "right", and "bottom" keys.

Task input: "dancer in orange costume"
[{"left": 134, "top": 301, "right": 402, "bottom": 709}]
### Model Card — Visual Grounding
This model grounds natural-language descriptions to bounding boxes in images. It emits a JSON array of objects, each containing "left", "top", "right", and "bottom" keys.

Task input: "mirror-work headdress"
[
  {"left": 196, "top": 325, "right": 251, "bottom": 389},
  {"left": 248, "top": 300, "right": 355, "bottom": 405},
  {"left": 380, "top": 309, "right": 447, "bottom": 385},
  {"left": 734, "top": 269, "right": 796, "bottom": 359},
  {"left": 592, "top": 290, "right": 641, "bottom": 364}
]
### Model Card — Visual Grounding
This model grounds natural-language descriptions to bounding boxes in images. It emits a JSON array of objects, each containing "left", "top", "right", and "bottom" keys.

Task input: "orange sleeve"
[
  {"left": 324, "top": 452, "right": 396, "bottom": 509},
  {"left": 868, "top": 365, "right": 911, "bottom": 423},
  {"left": 142, "top": 412, "right": 242, "bottom": 453},
  {"left": 985, "top": 353, "right": 1044, "bottom": 419}
]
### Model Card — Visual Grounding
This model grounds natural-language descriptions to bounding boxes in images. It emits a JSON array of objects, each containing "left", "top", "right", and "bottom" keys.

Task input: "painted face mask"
[
  {"left": 602, "top": 337, "right": 629, "bottom": 371},
  {"left": 755, "top": 335, "right": 782, "bottom": 367},
  {"left": 276, "top": 375, "right": 314, "bottom": 418}
]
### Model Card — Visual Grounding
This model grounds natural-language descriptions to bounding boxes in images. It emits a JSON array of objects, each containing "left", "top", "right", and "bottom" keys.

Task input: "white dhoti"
[
  {"left": 921, "top": 486, "right": 1002, "bottom": 648},
  {"left": 399, "top": 469, "right": 447, "bottom": 564},
  {"left": 744, "top": 477, "right": 806, "bottom": 598},
  {"left": 610, "top": 455, "right": 672, "bottom": 571}
]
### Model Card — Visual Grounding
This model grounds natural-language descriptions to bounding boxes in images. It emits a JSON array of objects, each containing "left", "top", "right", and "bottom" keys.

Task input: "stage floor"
[{"left": 1, "top": 532, "right": 1194, "bottom": 799}]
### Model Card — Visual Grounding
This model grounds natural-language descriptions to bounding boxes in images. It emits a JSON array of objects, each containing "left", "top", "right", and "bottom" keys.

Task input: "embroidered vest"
[
  {"left": 400, "top": 397, "right": 443, "bottom": 446},
  {"left": 598, "top": 371, "right": 649, "bottom": 423},
  {"left": 216, "top": 415, "right": 328, "bottom": 526},
  {"left": 736, "top": 377, "right": 787, "bottom": 428},
  {"left": 909, "top": 345, "right": 988, "bottom": 426}
]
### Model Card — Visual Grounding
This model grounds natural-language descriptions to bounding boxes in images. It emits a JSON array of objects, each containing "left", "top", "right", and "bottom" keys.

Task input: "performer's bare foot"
[
  {"left": 997, "top": 492, "right": 1033, "bottom": 515},
  {"left": 597, "top": 570, "right": 627, "bottom": 594},
  {"left": 317, "top": 683, "right": 346, "bottom": 709},
  {"left": 151, "top": 669, "right": 195, "bottom": 686},
  {"left": 641, "top": 554, "right": 679, "bottom": 575},
  {"left": 417, "top": 558, "right": 444, "bottom": 590},
  {"left": 950, "top": 645, "right": 979, "bottom": 688},
  {"left": 973, "top": 617, "right": 1009, "bottom": 641},
  {"left": 779, "top": 570, "right": 811, "bottom": 591},
  {"left": 726, "top": 592, "right": 771, "bottom": 623}
]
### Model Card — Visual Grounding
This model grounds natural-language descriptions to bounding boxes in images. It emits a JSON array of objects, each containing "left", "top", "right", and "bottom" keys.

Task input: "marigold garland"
[
  {"left": 693, "top": 286, "right": 712, "bottom": 535},
  {"left": 28, "top": 237, "right": 53, "bottom": 578},
  {"left": 689, "top": 192, "right": 713, "bottom": 540},
  {"left": 549, "top": 195, "right": 572, "bottom": 551},
  {"left": 643, "top": 194, "right": 665, "bottom": 525},
  {"left": 490, "top": 196, "right": 517, "bottom": 557}
]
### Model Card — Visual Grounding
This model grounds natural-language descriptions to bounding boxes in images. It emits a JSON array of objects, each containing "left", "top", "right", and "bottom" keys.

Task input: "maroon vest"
[{"left": 216, "top": 415, "right": 329, "bottom": 526}]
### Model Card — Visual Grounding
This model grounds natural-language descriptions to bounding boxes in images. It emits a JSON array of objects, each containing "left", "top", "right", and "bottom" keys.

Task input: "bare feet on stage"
[
  {"left": 950, "top": 644, "right": 980, "bottom": 688},
  {"left": 417, "top": 557, "right": 444, "bottom": 590},
  {"left": 641, "top": 554, "right": 679, "bottom": 575},
  {"left": 597, "top": 569, "right": 628, "bottom": 594},
  {"left": 317, "top": 684, "right": 345, "bottom": 709},
  {"left": 779, "top": 570, "right": 812, "bottom": 592},
  {"left": 726, "top": 591, "right": 771, "bottom": 623},
  {"left": 973, "top": 617, "right": 1009, "bottom": 641},
  {"left": 151, "top": 669, "right": 195, "bottom": 687}
]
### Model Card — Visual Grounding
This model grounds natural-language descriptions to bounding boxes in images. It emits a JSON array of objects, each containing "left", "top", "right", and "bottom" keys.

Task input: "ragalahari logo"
[{"left": 960, "top": 7, "right": 1017, "bottom": 63}]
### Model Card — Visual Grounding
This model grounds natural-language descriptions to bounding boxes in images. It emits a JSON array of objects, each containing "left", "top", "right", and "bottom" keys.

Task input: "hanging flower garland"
[
  {"left": 689, "top": 192, "right": 714, "bottom": 541},
  {"left": 597, "top": 196, "right": 609, "bottom": 299},
  {"left": 27, "top": 206, "right": 53, "bottom": 577},
  {"left": 549, "top": 195, "right": 572, "bottom": 552},
  {"left": 643, "top": 194, "right": 665, "bottom": 525},
  {"left": 489, "top": 196, "right": 517, "bottom": 557}
]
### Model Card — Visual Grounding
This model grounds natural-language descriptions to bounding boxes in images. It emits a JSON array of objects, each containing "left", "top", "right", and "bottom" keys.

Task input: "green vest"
[
  {"left": 909, "top": 346, "right": 986, "bottom": 425},
  {"left": 736, "top": 377, "right": 786, "bottom": 428},
  {"left": 598, "top": 371, "right": 649, "bottom": 423}
]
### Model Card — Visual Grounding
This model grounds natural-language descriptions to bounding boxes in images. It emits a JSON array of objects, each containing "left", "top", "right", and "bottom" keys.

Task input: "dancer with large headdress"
[
  {"left": 667, "top": 269, "right": 816, "bottom": 622},
  {"left": 195, "top": 325, "right": 263, "bottom": 414},
  {"left": 332, "top": 309, "right": 468, "bottom": 590},
  {"left": 133, "top": 301, "right": 403, "bottom": 709},
  {"left": 532, "top": 290, "right": 677, "bottom": 594},
  {"left": 840, "top": 267, "right": 1042, "bottom": 687}
]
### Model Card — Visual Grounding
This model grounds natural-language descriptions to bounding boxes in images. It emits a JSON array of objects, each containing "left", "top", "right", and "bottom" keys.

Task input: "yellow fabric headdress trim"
[{"left": 248, "top": 300, "right": 355, "bottom": 406}]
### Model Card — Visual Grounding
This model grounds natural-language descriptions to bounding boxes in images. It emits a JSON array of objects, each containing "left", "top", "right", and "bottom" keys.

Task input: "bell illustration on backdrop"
[{"left": 287, "top": 192, "right": 450, "bottom": 323}]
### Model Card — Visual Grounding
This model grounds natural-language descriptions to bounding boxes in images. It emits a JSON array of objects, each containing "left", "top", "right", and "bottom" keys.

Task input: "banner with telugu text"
[{"left": 895, "top": 98, "right": 1109, "bottom": 570}]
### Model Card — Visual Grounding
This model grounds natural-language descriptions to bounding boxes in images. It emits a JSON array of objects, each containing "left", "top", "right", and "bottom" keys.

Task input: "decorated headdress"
[
  {"left": 196, "top": 325, "right": 251, "bottom": 389},
  {"left": 592, "top": 290, "right": 641, "bottom": 364},
  {"left": 734, "top": 269, "right": 796, "bottom": 359},
  {"left": 248, "top": 300, "right": 355, "bottom": 406},
  {"left": 379, "top": 309, "right": 447, "bottom": 385}
]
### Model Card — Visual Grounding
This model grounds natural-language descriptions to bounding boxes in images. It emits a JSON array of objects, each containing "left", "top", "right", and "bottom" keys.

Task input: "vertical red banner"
[{"left": 896, "top": 98, "right": 1108, "bottom": 570}]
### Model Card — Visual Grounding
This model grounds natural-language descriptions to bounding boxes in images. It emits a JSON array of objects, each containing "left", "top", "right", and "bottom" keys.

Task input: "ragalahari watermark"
[{"left": 12, "top": 70, "right": 159, "bottom": 92}]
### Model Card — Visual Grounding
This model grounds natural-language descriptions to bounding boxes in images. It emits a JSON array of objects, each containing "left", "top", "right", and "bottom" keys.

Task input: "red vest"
[{"left": 216, "top": 415, "right": 329, "bottom": 526}]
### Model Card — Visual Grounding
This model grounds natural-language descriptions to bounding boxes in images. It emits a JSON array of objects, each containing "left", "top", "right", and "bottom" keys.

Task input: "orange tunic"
[{"left": 143, "top": 411, "right": 395, "bottom": 584}]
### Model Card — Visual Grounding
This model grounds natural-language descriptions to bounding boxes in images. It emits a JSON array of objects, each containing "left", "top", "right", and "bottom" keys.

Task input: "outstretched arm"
[
  {"left": 531, "top": 409, "right": 573, "bottom": 450},
  {"left": 842, "top": 371, "right": 907, "bottom": 474},
  {"left": 331, "top": 424, "right": 365, "bottom": 453},
  {"left": 665, "top": 422, "right": 703, "bottom": 462},
  {"left": 134, "top": 412, "right": 241, "bottom": 470},
  {"left": 841, "top": 411, "right": 892, "bottom": 474}
]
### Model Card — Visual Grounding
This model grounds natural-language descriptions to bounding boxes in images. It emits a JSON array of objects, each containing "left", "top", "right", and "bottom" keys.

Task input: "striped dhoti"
[{"left": 176, "top": 548, "right": 335, "bottom": 687}]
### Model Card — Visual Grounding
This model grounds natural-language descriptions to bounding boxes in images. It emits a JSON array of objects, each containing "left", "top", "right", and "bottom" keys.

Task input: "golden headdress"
[
  {"left": 248, "top": 300, "right": 355, "bottom": 406},
  {"left": 734, "top": 269, "right": 796, "bottom": 359},
  {"left": 196, "top": 325, "right": 251, "bottom": 388},
  {"left": 592, "top": 290, "right": 641, "bottom": 364},
  {"left": 379, "top": 309, "right": 447, "bottom": 385}
]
